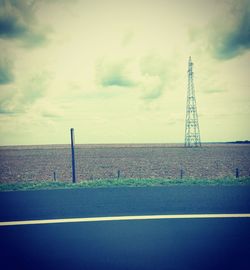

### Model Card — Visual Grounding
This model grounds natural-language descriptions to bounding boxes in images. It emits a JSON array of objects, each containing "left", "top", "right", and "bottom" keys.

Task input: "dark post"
[
  {"left": 180, "top": 169, "right": 184, "bottom": 179},
  {"left": 71, "top": 128, "right": 76, "bottom": 183},
  {"left": 117, "top": 170, "right": 120, "bottom": 179},
  {"left": 53, "top": 171, "right": 56, "bottom": 181},
  {"left": 235, "top": 168, "right": 239, "bottom": 178}
]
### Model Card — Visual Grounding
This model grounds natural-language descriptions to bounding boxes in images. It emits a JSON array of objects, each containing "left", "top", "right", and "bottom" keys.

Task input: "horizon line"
[{"left": 0, "top": 141, "right": 249, "bottom": 148}]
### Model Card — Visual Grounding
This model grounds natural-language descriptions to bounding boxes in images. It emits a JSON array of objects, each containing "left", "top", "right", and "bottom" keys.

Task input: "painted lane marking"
[{"left": 1, "top": 213, "right": 250, "bottom": 227}]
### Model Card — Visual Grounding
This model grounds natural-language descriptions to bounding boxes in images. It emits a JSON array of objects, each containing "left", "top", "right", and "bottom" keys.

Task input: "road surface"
[{"left": 0, "top": 186, "right": 250, "bottom": 270}]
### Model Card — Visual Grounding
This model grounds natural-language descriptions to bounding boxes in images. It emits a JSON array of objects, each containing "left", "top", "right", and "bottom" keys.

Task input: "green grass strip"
[{"left": 0, "top": 177, "right": 250, "bottom": 192}]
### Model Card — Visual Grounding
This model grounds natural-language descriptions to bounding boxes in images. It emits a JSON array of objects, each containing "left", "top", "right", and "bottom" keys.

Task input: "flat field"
[{"left": 0, "top": 144, "right": 249, "bottom": 183}]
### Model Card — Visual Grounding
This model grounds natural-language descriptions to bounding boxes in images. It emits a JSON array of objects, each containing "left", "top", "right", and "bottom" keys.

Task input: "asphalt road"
[{"left": 1, "top": 186, "right": 250, "bottom": 270}]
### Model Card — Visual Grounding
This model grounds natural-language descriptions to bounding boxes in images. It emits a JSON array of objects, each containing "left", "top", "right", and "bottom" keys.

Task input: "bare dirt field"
[{"left": 0, "top": 144, "right": 249, "bottom": 183}]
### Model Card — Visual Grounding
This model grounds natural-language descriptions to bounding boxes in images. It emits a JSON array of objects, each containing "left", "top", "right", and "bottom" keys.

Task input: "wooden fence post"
[{"left": 235, "top": 168, "right": 239, "bottom": 178}]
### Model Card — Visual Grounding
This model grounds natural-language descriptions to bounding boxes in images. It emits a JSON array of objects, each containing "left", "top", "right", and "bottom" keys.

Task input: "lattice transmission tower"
[{"left": 185, "top": 57, "right": 201, "bottom": 147}]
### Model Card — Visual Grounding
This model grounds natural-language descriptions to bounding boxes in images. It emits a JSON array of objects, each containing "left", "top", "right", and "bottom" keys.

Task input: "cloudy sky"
[{"left": 0, "top": 0, "right": 249, "bottom": 145}]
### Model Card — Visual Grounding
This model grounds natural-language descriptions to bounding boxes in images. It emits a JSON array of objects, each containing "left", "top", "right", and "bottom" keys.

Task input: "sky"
[{"left": 0, "top": 0, "right": 249, "bottom": 145}]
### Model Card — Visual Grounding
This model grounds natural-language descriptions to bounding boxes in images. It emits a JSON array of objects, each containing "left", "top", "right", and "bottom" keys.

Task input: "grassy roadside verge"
[{"left": 0, "top": 177, "right": 250, "bottom": 192}]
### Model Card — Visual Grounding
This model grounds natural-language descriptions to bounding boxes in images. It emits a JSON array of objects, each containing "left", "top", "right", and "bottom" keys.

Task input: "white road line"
[{"left": 1, "top": 213, "right": 250, "bottom": 227}]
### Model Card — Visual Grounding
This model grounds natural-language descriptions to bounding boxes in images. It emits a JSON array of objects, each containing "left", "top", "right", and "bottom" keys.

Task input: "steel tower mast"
[{"left": 185, "top": 57, "right": 201, "bottom": 147}]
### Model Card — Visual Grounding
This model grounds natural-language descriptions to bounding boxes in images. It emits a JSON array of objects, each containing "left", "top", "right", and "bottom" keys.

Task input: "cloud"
[
  {"left": 211, "top": 0, "right": 250, "bottom": 59},
  {"left": 0, "top": 12, "right": 26, "bottom": 38},
  {"left": 0, "top": 0, "right": 49, "bottom": 47},
  {"left": 202, "top": 88, "right": 226, "bottom": 94},
  {"left": 0, "top": 72, "right": 51, "bottom": 115},
  {"left": 140, "top": 75, "right": 163, "bottom": 100},
  {"left": 95, "top": 53, "right": 170, "bottom": 100},
  {"left": 139, "top": 54, "right": 168, "bottom": 100},
  {"left": 96, "top": 58, "right": 137, "bottom": 88},
  {"left": 17, "top": 72, "right": 51, "bottom": 110},
  {"left": 0, "top": 108, "right": 16, "bottom": 115},
  {"left": 0, "top": 83, "right": 17, "bottom": 115},
  {"left": 0, "top": 57, "right": 14, "bottom": 84}
]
